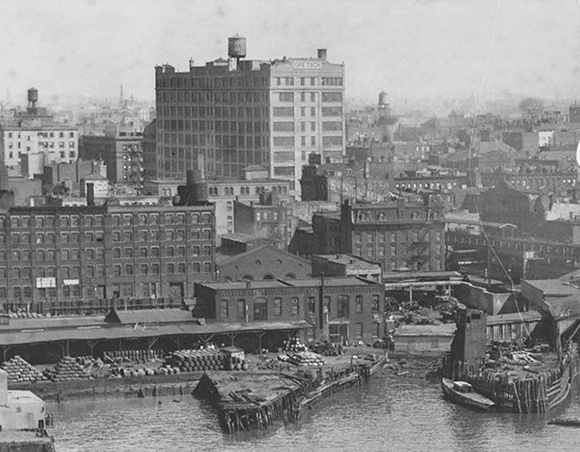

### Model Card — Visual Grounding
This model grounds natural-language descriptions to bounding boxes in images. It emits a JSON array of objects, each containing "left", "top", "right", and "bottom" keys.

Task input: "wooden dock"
[
  {"left": 442, "top": 345, "right": 580, "bottom": 413},
  {"left": 193, "top": 356, "right": 384, "bottom": 433}
]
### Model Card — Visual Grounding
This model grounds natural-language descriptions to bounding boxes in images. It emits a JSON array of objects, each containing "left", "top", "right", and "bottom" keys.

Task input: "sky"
[{"left": 1, "top": 0, "right": 580, "bottom": 106}]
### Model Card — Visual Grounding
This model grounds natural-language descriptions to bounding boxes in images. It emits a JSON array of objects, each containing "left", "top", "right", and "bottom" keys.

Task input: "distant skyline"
[{"left": 2, "top": 0, "right": 580, "bottom": 107}]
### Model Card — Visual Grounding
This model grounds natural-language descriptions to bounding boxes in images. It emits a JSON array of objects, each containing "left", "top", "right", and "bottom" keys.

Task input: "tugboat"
[{"left": 441, "top": 377, "right": 495, "bottom": 412}]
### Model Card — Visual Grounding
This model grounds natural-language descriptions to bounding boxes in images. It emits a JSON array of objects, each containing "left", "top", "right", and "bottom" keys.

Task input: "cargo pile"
[
  {"left": 44, "top": 356, "right": 91, "bottom": 382},
  {"left": 1, "top": 356, "right": 47, "bottom": 383},
  {"left": 163, "top": 349, "right": 225, "bottom": 372},
  {"left": 224, "top": 355, "right": 248, "bottom": 371},
  {"left": 282, "top": 337, "right": 308, "bottom": 352},
  {"left": 287, "top": 352, "right": 325, "bottom": 367},
  {"left": 104, "top": 349, "right": 164, "bottom": 364}
]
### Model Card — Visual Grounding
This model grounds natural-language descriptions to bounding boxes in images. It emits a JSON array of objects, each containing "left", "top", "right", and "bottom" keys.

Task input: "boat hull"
[{"left": 441, "top": 378, "right": 495, "bottom": 412}]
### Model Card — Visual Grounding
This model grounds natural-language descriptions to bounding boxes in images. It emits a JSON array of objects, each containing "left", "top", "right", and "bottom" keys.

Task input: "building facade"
[
  {"left": 0, "top": 203, "right": 215, "bottom": 309},
  {"left": 153, "top": 36, "right": 345, "bottom": 195},
  {"left": 310, "top": 194, "right": 446, "bottom": 273},
  {"left": 0, "top": 89, "right": 78, "bottom": 176},
  {"left": 194, "top": 276, "right": 385, "bottom": 343},
  {"left": 79, "top": 132, "right": 144, "bottom": 185}
]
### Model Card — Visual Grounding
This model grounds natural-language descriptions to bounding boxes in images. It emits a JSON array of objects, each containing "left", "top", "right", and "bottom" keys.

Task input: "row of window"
[
  {"left": 1, "top": 212, "right": 211, "bottom": 228},
  {"left": 156, "top": 76, "right": 268, "bottom": 91},
  {"left": 220, "top": 294, "right": 379, "bottom": 319},
  {"left": 277, "top": 92, "right": 342, "bottom": 103},
  {"left": 5, "top": 131, "right": 75, "bottom": 139},
  {"left": 1, "top": 244, "right": 212, "bottom": 262},
  {"left": 159, "top": 105, "right": 269, "bottom": 120},
  {"left": 0, "top": 286, "right": 81, "bottom": 300},
  {"left": 274, "top": 77, "right": 343, "bottom": 87},
  {"left": 352, "top": 244, "right": 445, "bottom": 258},
  {"left": 353, "top": 230, "right": 443, "bottom": 244}
]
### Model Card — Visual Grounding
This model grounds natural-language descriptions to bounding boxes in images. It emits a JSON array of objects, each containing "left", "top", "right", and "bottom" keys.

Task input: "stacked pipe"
[
  {"left": 44, "top": 356, "right": 91, "bottom": 381},
  {"left": 1, "top": 356, "right": 47, "bottom": 383},
  {"left": 287, "top": 352, "right": 325, "bottom": 367},
  {"left": 163, "top": 349, "right": 225, "bottom": 372}
]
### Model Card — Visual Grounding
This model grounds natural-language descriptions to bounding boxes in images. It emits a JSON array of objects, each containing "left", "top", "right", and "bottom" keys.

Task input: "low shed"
[{"left": 393, "top": 324, "right": 456, "bottom": 357}]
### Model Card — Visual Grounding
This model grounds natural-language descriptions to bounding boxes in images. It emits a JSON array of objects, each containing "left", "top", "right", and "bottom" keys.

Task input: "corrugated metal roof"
[{"left": 0, "top": 320, "right": 312, "bottom": 346}]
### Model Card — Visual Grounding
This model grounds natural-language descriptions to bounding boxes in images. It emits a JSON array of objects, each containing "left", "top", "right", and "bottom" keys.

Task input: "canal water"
[{"left": 47, "top": 373, "right": 580, "bottom": 452}]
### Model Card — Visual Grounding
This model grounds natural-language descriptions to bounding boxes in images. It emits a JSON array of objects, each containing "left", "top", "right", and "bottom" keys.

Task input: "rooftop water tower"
[
  {"left": 228, "top": 34, "right": 246, "bottom": 70},
  {"left": 27, "top": 87, "right": 39, "bottom": 115}
]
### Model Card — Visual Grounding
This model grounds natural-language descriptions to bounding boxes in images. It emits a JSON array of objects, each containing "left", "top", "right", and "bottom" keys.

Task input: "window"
[
  {"left": 114, "top": 265, "right": 121, "bottom": 276},
  {"left": 125, "top": 247, "right": 133, "bottom": 258},
  {"left": 237, "top": 299, "right": 246, "bottom": 319},
  {"left": 291, "top": 297, "right": 300, "bottom": 316},
  {"left": 338, "top": 295, "right": 350, "bottom": 317},
  {"left": 152, "top": 264, "right": 160, "bottom": 275},
  {"left": 220, "top": 299, "right": 229, "bottom": 318},
  {"left": 355, "top": 323, "right": 363, "bottom": 339},
  {"left": 167, "top": 263, "right": 175, "bottom": 274},
  {"left": 125, "top": 264, "right": 133, "bottom": 275},
  {"left": 372, "top": 295, "right": 380, "bottom": 313},
  {"left": 178, "top": 262, "right": 186, "bottom": 273},
  {"left": 140, "top": 264, "right": 148, "bottom": 275},
  {"left": 308, "top": 296, "right": 316, "bottom": 314},
  {"left": 355, "top": 295, "right": 363, "bottom": 313},
  {"left": 113, "top": 248, "right": 121, "bottom": 258},
  {"left": 274, "top": 298, "right": 282, "bottom": 316}
]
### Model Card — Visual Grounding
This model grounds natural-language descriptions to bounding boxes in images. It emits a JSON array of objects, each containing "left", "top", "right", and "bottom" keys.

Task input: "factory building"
[
  {"left": 153, "top": 35, "right": 345, "bottom": 196},
  {"left": 0, "top": 202, "right": 215, "bottom": 310}
]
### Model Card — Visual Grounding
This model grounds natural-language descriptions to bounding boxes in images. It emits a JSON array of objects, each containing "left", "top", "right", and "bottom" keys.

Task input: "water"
[{"left": 47, "top": 373, "right": 580, "bottom": 452}]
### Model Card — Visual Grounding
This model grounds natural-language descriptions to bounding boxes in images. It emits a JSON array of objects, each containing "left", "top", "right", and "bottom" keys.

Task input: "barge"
[{"left": 193, "top": 354, "right": 385, "bottom": 433}]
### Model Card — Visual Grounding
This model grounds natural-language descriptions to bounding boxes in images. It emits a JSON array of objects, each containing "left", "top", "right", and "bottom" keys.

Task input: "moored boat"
[{"left": 441, "top": 377, "right": 495, "bottom": 412}]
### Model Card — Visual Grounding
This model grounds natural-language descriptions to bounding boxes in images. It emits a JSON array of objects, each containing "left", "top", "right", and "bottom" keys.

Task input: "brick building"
[
  {"left": 234, "top": 193, "right": 289, "bottom": 248},
  {"left": 307, "top": 194, "right": 446, "bottom": 273},
  {"left": 215, "top": 245, "right": 311, "bottom": 282},
  {"left": 153, "top": 35, "right": 345, "bottom": 196},
  {"left": 0, "top": 203, "right": 215, "bottom": 309},
  {"left": 79, "top": 132, "right": 144, "bottom": 186},
  {"left": 194, "top": 276, "right": 384, "bottom": 343}
]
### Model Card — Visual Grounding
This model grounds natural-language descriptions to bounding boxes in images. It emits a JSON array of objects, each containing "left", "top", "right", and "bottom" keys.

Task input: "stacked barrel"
[
  {"left": 283, "top": 337, "right": 308, "bottom": 352},
  {"left": 1, "top": 356, "right": 47, "bottom": 383},
  {"left": 104, "top": 349, "right": 164, "bottom": 363},
  {"left": 287, "top": 352, "right": 325, "bottom": 367},
  {"left": 44, "top": 356, "right": 91, "bottom": 381},
  {"left": 223, "top": 355, "right": 249, "bottom": 371},
  {"left": 163, "top": 349, "right": 225, "bottom": 372}
]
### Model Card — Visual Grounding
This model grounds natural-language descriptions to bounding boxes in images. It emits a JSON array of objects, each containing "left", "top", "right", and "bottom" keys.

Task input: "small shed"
[{"left": 393, "top": 324, "right": 456, "bottom": 357}]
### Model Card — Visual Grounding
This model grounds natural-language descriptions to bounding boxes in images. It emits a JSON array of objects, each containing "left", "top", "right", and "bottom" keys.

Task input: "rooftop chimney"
[{"left": 317, "top": 49, "right": 327, "bottom": 61}]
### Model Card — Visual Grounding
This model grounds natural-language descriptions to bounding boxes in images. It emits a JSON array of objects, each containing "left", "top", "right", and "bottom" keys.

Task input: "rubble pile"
[{"left": 1, "top": 356, "right": 47, "bottom": 383}]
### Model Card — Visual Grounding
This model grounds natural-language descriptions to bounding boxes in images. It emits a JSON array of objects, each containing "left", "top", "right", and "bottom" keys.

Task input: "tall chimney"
[
  {"left": 86, "top": 182, "right": 95, "bottom": 207},
  {"left": 317, "top": 49, "right": 327, "bottom": 61}
]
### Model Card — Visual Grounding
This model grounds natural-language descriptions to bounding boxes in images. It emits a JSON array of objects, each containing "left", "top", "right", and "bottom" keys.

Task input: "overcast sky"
[{"left": 2, "top": 0, "right": 580, "bottom": 105}]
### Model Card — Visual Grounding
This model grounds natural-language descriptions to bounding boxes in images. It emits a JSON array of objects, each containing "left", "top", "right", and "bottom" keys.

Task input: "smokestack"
[
  {"left": 86, "top": 182, "right": 95, "bottom": 207},
  {"left": 317, "top": 49, "right": 327, "bottom": 61}
]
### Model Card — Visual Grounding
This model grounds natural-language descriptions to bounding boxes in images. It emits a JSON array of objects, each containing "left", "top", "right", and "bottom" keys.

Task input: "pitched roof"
[{"left": 216, "top": 245, "right": 310, "bottom": 267}]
